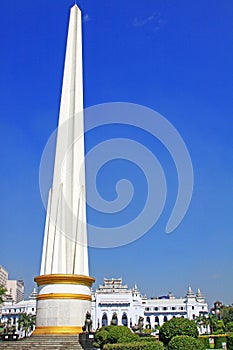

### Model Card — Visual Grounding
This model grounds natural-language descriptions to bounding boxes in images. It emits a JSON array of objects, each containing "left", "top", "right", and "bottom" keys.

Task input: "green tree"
[
  {"left": 227, "top": 334, "right": 233, "bottom": 350},
  {"left": 195, "top": 315, "right": 209, "bottom": 334},
  {"left": 221, "top": 307, "right": 233, "bottom": 325},
  {"left": 0, "top": 285, "right": 7, "bottom": 304},
  {"left": 226, "top": 321, "right": 233, "bottom": 332},
  {"left": 18, "top": 313, "right": 36, "bottom": 337},
  {"left": 167, "top": 335, "right": 205, "bottom": 350},
  {"left": 213, "top": 320, "right": 225, "bottom": 334},
  {"left": 159, "top": 318, "right": 199, "bottom": 346},
  {"left": 207, "top": 313, "right": 218, "bottom": 333}
]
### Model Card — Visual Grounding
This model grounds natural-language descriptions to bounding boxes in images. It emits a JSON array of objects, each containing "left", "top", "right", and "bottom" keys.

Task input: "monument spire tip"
[{"left": 72, "top": 1, "right": 81, "bottom": 11}]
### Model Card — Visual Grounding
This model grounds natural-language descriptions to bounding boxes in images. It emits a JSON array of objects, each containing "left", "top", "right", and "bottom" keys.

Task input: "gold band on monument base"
[
  {"left": 34, "top": 274, "right": 95, "bottom": 287},
  {"left": 33, "top": 326, "right": 83, "bottom": 335},
  {"left": 37, "top": 293, "right": 91, "bottom": 301}
]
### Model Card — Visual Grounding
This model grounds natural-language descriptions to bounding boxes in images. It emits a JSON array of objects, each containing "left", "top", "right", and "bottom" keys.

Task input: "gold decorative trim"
[
  {"left": 33, "top": 326, "right": 83, "bottom": 335},
  {"left": 37, "top": 293, "right": 91, "bottom": 301},
  {"left": 34, "top": 274, "right": 95, "bottom": 287}
]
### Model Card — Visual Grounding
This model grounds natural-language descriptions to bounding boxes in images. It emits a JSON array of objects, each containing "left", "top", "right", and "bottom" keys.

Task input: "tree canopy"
[
  {"left": 221, "top": 307, "right": 233, "bottom": 325},
  {"left": 0, "top": 285, "right": 7, "bottom": 304},
  {"left": 159, "top": 318, "right": 199, "bottom": 346}
]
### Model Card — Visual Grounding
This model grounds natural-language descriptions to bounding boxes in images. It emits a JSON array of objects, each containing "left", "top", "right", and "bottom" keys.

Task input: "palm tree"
[
  {"left": 202, "top": 316, "right": 210, "bottom": 333},
  {"left": 18, "top": 313, "right": 36, "bottom": 337},
  {"left": 195, "top": 315, "right": 209, "bottom": 334},
  {"left": 207, "top": 313, "right": 218, "bottom": 334}
]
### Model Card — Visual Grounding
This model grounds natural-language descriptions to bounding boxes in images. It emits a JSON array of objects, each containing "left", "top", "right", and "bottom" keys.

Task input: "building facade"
[
  {"left": 0, "top": 265, "right": 8, "bottom": 318},
  {"left": 1, "top": 289, "right": 37, "bottom": 337},
  {"left": 6, "top": 279, "right": 25, "bottom": 303},
  {"left": 91, "top": 278, "right": 209, "bottom": 332},
  {"left": 91, "top": 278, "right": 142, "bottom": 329},
  {"left": 0, "top": 266, "right": 8, "bottom": 288}
]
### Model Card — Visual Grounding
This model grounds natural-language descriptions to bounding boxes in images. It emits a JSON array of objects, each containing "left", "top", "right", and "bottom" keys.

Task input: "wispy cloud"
[
  {"left": 132, "top": 12, "right": 166, "bottom": 31},
  {"left": 133, "top": 13, "right": 157, "bottom": 27},
  {"left": 211, "top": 273, "right": 221, "bottom": 280},
  {"left": 83, "top": 14, "right": 91, "bottom": 23}
]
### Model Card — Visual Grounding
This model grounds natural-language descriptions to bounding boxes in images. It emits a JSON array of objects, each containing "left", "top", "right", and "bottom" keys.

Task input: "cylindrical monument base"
[{"left": 33, "top": 274, "right": 95, "bottom": 335}]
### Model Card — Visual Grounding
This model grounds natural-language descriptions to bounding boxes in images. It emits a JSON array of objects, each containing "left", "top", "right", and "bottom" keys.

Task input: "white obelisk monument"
[{"left": 34, "top": 4, "right": 95, "bottom": 335}]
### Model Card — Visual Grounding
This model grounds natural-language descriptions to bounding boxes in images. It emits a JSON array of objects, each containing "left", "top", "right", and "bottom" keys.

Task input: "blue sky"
[{"left": 0, "top": 0, "right": 233, "bottom": 306}]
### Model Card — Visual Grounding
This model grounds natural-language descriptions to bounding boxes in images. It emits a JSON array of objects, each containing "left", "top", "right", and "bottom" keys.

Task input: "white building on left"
[{"left": 1, "top": 289, "right": 37, "bottom": 335}]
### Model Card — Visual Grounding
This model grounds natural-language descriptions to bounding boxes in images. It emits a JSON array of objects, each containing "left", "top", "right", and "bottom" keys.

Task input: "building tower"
[
  {"left": 34, "top": 4, "right": 95, "bottom": 335},
  {"left": 0, "top": 265, "right": 8, "bottom": 288},
  {"left": 6, "top": 279, "right": 24, "bottom": 303}
]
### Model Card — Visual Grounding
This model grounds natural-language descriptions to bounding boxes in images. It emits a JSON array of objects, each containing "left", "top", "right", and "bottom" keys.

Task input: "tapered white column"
[
  {"left": 34, "top": 4, "right": 94, "bottom": 335},
  {"left": 40, "top": 4, "right": 88, "bottom": 276}
]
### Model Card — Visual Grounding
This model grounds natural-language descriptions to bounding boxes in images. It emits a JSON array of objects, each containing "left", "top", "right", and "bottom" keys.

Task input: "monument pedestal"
[
  {"left": 79, "top": 332, "right": 96, "bottom": 350},
  {"left": 33, "top": 274, "right": 95, "bottom": 335}
]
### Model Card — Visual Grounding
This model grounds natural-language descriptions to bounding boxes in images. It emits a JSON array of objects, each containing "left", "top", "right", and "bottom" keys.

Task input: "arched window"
[
  {"left": 102, "top": 313, "right": 108, "bottom": 327},
  {"left": 163, "top": 316, "right": 168, "bottom": 322},
  {"left": 122, "top": 313, "right": 128, "bottom": 327},
  {"left": 155, "top": 316, "right": 159, "bottom": 325},
  {"left": 111, "top": 312, "right": 118, "bottom": 325}
]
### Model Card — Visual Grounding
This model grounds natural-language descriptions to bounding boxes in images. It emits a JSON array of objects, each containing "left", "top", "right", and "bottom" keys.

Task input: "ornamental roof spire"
[{"left": 186, "top": 286, "right": 195, "bottom": 298}]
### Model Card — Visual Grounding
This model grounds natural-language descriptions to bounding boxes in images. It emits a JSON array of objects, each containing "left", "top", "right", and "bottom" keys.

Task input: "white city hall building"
[
  {"left": 1, "top": 278, "right": 208, "bottom": 334},
  {"left": 91, "top": 278, "right": 208, "bottom": 331}
]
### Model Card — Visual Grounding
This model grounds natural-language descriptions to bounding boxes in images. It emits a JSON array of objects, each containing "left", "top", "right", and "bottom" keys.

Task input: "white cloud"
[
  {"left": 132, "top": 12, "right": 166, "bottom": 30},
  {"left": 83, "top": 14, "right": 91, "bottom": 23},
  {"left": 133, "top": 14, "right": 156, "bottom": 27}
]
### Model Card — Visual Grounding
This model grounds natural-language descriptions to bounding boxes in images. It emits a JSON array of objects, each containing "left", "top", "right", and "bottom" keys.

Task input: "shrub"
[
  {"left": 227, "top": 334, "right": 233, "bottom": 350},
  {"left": 226, "top": 322, "right": 233, "bottom": 332},
  {"left": 214, "top": 335, "right": 227, "bottom": 349},
  {"left": 103, "top": 340, "right": 164, "bottom": 350},
  {"left": 167, "top": 335, "right": 205, "bottom": 350},
  {"left": 94, "top": 329, "right": 109, "bottom": 349},
  {"left": 94, "top": 326, "right": 139, "bottom": 349},
  {"left": 198, "top": 337, "right": 210, "bottom": 349},
  {"left": 139, "top": 337, "right": 159, "bottom": 342},
  {"left": 106, "top": 325, "right": 139, "bottom": 343},
  {"left": 159, "top": 318, "right": 199, "bottom": 346}
]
